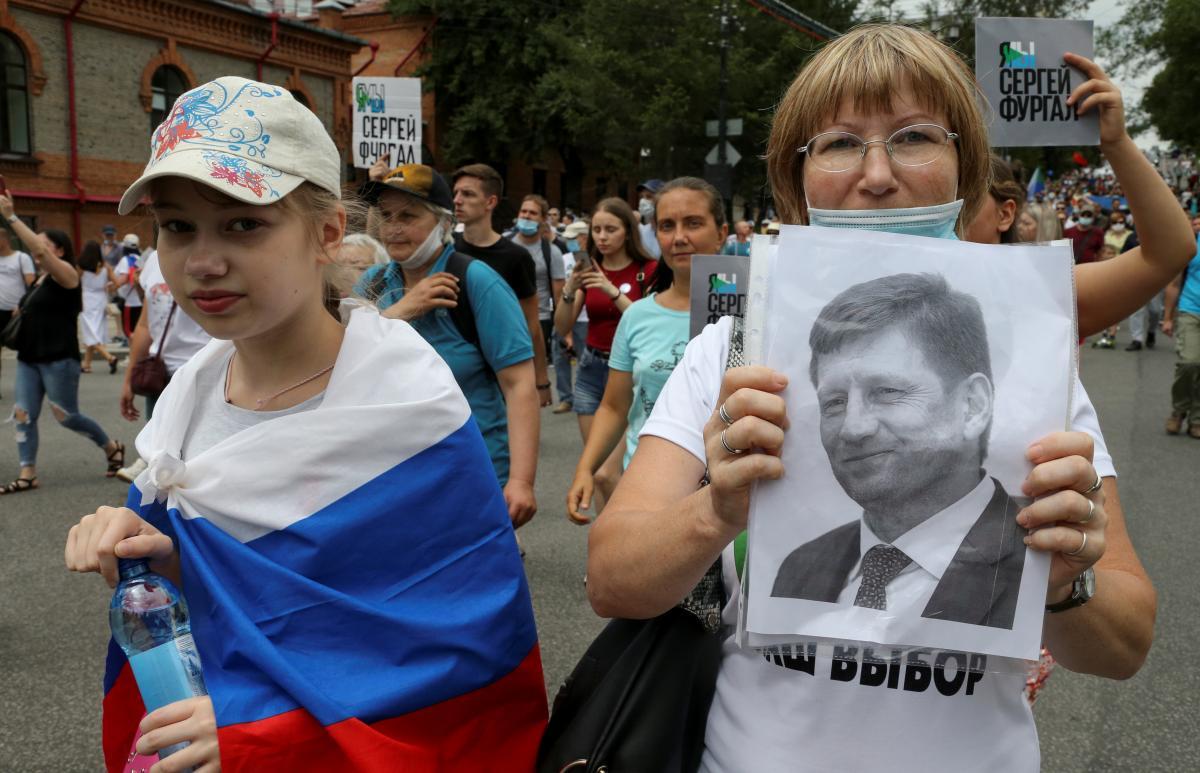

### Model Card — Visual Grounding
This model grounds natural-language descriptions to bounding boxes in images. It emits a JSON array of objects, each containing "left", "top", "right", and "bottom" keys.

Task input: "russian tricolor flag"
[{"left": 103, "top": 308, "right": 547, "bottom": 771}]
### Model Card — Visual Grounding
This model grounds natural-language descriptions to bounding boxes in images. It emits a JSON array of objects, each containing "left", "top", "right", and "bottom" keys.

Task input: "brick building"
[
  {"left": 334, "top": 0, "right": 634, "bottom": 219},
  {"left": 0, "top": 0, "right": 365, "bottom": 249}
]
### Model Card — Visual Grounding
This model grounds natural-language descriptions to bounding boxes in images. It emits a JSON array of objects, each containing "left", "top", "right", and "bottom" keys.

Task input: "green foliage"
[
  {"left": 865, "top": 1, "right": 1091, "bottom": 68},
  {"left": 388, "top": 0, "right": 859, "bottom": 203},
  {"left": 1102, "top": 0, "right": 1200, "bottom": 151}
]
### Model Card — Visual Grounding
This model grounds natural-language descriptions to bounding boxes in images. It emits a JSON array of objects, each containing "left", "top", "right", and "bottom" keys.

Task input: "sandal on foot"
[
  {"left": 0, "top": 476, "right": 38, "bottom": 494},
  {"left": 106, "top": 442, "right": 125, "bottom": 478},
  {"left": 80, "top": 366, "right": 93, "bottom": 373}
]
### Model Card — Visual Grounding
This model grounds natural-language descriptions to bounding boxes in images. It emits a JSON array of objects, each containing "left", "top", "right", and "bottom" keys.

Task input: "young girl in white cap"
[{"left": 64, "top": 77, "right": 545, "bottom": 771}]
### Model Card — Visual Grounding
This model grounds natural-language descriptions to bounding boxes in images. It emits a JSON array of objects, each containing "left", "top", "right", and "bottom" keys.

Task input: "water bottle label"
[{"left": 128, "top": 633, "right": 207, "bottom": 713}]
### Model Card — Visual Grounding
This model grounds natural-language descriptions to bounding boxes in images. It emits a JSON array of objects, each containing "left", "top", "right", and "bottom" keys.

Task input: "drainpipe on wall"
[
  {"left": 353, "top": 41, "right": 379, "bottom": 77},
  {"left": 64, "top": 0, "right": 87, "bottom": 247},
  {"left": 256, "top": 12, "right": 279, "bottom": 82},
  {"left": 394, "top": 20, "right": 437, "bottom": 76}
]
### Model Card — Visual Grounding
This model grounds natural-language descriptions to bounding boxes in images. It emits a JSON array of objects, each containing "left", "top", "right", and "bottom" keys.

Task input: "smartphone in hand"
[{"left": 573, "top": 252, "right": 591, "bottom": 272}]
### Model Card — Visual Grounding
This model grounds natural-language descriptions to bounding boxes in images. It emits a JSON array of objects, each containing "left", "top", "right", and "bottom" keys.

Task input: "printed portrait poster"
[
  {"left": 741, "top": 226, "right": 1075, "bottom": 661},
  {"left": 975, "top": 17, "right": 1099, "bottom": 148},
  {"left": 689, "top": 253, "right": 751, "bottom": 339},
  {"left": 351, "top": 77, "right": 422, "bottom": 169}
]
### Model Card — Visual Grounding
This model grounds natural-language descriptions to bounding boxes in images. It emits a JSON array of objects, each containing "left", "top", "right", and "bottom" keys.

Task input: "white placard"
[
  {"left": 742, "top": 225, "right": 1076, "bottom": 661},
  {"left": 351, "top": 77, "right": 422, "bottom": 169}
]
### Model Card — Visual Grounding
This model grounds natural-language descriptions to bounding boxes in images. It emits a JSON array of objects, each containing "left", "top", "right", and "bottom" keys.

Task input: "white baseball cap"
[
  {"left": 122, "top": 233, "right": 140, "bottom": 248},
  {"left": 119, "top": 76, "right": 341, "bottom": 215}
]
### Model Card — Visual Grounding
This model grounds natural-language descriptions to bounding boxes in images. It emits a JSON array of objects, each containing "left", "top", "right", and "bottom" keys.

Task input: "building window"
[
  {"left": 532, "top": 169, "right": 547, "bottom": 197},
  {"left": 1, "top": 32, "right": 31, "bottom": 155},
  {"left": 150, "top": 66, "right": 189, "bottom": 130}
]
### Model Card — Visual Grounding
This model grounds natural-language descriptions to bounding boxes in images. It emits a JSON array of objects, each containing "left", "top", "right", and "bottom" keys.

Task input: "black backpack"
[{"left": 367, "top": 251, "right": 479, "bottom": 346}]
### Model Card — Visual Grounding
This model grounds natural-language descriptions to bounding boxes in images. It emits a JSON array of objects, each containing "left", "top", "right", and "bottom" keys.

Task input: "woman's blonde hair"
[{"left": 766, "top": 23, "right": 991, "bottom": 233}]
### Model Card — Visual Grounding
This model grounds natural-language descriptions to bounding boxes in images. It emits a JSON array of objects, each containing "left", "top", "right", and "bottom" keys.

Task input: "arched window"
[
  {"left": 150, "top": 66, "right": 188, "bottom": 130},
  {"left": 1, "top": 32, "right": 31, "bottom": 154}
]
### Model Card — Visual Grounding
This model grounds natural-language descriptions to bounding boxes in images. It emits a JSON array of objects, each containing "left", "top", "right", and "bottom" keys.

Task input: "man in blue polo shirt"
[{"left": 1163, "top": 214, "right": 1200, "bottom": 437}]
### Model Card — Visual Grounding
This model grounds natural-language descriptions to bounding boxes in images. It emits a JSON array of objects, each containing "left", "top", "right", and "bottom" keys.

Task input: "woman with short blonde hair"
[{"left": 586, "top": 23, "right": 1181, "bottom": 772}]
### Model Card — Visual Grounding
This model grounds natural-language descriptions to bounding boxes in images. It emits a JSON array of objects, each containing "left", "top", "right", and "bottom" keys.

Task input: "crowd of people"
[{"left": 1, "top": 19, "right": 1196, "bottom": 772}]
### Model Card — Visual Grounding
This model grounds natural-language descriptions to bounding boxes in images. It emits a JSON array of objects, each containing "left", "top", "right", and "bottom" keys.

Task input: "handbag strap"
[
  {"left": 18, "top": 274, "right": 47, "bottom": 312},
  {"left": 153, "top": 302, "right": 177, "bottom": 355},
  {"left": 676, "top": 315, "right": 747, "bottom": 634}
]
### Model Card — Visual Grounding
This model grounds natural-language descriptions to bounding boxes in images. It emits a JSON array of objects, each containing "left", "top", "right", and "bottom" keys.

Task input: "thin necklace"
[{"left": 224, "top": 354, "right": 336, "bottom": 410}]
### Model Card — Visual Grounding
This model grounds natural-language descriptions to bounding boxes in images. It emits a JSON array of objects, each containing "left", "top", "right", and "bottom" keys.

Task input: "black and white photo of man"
[{"left": 771, "top": 272, "right": 1026, "bottom": 630}]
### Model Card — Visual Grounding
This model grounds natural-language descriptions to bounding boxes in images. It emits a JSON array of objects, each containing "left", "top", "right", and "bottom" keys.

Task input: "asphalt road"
[{"left": 0, "top": 340, "right": 1196, "bottom": 772}]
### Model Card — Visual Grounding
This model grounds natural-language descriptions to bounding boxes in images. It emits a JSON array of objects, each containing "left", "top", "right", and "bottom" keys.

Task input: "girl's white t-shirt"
[{"left": 640, "top": 315, "right": 1116, "bottom": 773}]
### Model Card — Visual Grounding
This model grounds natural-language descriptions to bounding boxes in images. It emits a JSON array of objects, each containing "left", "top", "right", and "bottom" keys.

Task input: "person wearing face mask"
[
  {"left": 1064, "top": 206, "right": 1105, "bottom": 264},
  {"left": 1105, "top": 209, "right": 1134, "bottom": 253},
  {"left": 357, "top": 164, "right": 541, "bottom": 531},
  {"left": 584, "top": 25, "right": 1172, "bottom": 773},
  {"left": 509, "top": 195, "right": 566, "bottom": 398},
  {"left": 554, "top": 220, "right": 591, "bottom": 414},
  {"left": 635, "top": 179, "right": 664, "bottom": 259}
]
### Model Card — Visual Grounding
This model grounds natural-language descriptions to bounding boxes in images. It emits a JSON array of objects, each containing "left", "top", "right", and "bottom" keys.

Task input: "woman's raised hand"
[{"left": 1064, "top": 53, "right": 1128, "bottom": 147}]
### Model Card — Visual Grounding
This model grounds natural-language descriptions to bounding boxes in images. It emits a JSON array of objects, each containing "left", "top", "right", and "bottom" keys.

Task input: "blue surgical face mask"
[
  {"left": 515, "top": 218, "right": 540, "bottom": 236},
  {"left": 566, "top": 239, "right": 580, "bottom": 253},
  {"left": 806, "top": 199, "right": 965, "bottom": 241}
]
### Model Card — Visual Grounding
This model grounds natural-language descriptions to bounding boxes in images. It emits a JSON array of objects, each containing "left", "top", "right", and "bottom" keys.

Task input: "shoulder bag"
[
  {"left": 130, "top": 302, "right": 176, "bottom": 397},
  {"left": 1, "top": 276, "right": 46, "bottom": 351},
  {"left": 536, "top": 317, "right": 746, "bottom": 773}
]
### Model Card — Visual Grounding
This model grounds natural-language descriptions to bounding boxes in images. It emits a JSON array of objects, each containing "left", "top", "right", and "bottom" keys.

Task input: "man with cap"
[
  {"left": 113, "top": 233, "right": 144, "bottom": 343},
  {"left": 635, "top": 179, "right": 664, "bottom": 259},
  {"left": 100, "top": 225, "right": 122, "bottom": 267},
  {"left": 356, "top": 164, "right": 542, "bottom": 530}
]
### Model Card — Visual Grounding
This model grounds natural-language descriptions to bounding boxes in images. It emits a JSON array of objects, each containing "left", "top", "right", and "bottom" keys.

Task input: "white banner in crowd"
[
  {"left": 351, "top": 77, "right": 422, "bottom": 169},
  {"left": 689, "top": 253, "right": 750, "bottom": 339},
  {"left": 740, "top": 226, "right": 1076, "bottom": 661},
  {"left": 975, "top": 17, "right": 1099, "bottom": 148}
]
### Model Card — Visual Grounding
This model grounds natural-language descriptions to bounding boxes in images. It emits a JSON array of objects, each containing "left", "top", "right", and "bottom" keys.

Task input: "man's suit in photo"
[{"left": 770, "top": 478, "right": 1026, "bottom": 629}]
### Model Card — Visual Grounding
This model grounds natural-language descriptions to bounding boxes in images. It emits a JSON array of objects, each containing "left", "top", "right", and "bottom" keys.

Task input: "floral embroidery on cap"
[
  {"left": 202, "top": 151, "right": 281, "bottom": 199},
  {"left": 151, "top": 81, "right": 282, "bottom": 164}
]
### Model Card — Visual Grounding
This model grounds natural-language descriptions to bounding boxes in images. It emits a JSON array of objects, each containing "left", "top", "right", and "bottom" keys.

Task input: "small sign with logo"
[
  {"left": 351, "top": 77, "right": 422, "bottom": 169},
  {"left": 974, "top": 18, "right": 1099, "bottom": 148},
  {"left": 689, "top": 253, "right": 750, "bottom": 339}
]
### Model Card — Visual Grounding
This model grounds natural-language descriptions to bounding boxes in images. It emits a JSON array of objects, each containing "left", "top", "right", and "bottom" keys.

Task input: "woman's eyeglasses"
[{"left": 799, "top": 124, "right": 959, "bottom": 173}]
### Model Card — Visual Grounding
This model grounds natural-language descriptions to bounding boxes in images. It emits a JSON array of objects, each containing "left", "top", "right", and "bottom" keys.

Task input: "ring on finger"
[
  {"left": 1083, "top": 472, "right": 1103, "bottom": 495},
  {"left": 719, "top": 402, "right": 735, "bottom": 426},
  {"left": 1079, "top": 498, "right": 1095, "bottom": 526},
  {"left": 720, "top": 428, "right": 745, "bottom": 455},
  {"left": 1066, "top": 530, "right": 1088, "bottom": 556}
]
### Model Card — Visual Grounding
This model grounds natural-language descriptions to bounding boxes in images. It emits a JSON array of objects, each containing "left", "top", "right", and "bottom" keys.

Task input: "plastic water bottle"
[{"left": 109, "top": 558, "right": 207, "bottom": 761}]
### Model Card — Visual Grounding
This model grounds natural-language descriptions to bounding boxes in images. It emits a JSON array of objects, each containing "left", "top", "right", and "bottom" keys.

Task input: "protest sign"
[
  {"left": 741, "top": 226, "right": 1076, "bottom": 661},
  {"left": 689, "top": 253, "right": 750, "bottom": 339},
  {"left": 975, "top": 18, "right": 1099, "bottom": 148},
  {"left": 351, "top": 77, "right": 422, "bottom": 169}
]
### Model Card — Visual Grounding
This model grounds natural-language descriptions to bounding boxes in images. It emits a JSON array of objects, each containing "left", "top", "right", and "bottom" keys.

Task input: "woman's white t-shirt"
[
  {"left": 640, "top": 316, "right": 1117, "bottom": 773},
  {"left": 139, "top": 251, "right": 211, "bottom": 374}
]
